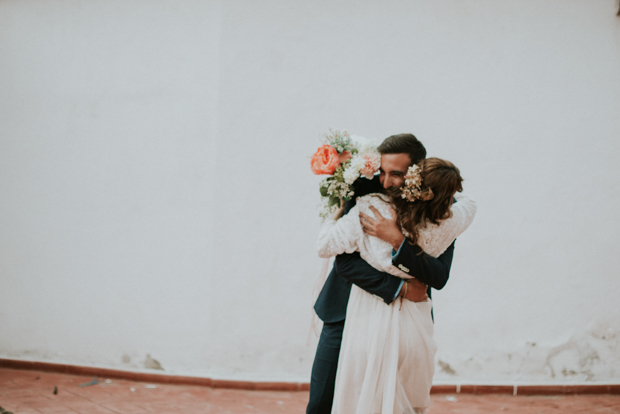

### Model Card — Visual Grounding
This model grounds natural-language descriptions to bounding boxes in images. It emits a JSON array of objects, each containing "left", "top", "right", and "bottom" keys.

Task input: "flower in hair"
[
  {"left": 401, "top": 164, "right": 434, "bottom": 202},
  {"left": 401, "top": 164, "right": 422, "bottom": 202}
]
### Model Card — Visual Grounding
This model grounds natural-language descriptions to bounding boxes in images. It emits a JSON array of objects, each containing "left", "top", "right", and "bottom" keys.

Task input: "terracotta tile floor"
[{"left": 1, "top": 368, "right": 620, "bottom": 413}]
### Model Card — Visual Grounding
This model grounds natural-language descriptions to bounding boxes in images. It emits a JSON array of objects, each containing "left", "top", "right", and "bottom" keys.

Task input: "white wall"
[{"left": 1, "top": 0, "right": 619, "bottom": 383}]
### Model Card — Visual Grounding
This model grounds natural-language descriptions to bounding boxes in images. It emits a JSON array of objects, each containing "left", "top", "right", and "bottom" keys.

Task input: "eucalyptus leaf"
[{"left": 328, "top": 196, "right": 340, "bottom": 208}]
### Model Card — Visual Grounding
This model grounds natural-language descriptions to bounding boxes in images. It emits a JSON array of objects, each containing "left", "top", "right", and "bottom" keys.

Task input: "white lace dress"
[{"left": 317, "top": 192, "right": 476, "bottom": 414}]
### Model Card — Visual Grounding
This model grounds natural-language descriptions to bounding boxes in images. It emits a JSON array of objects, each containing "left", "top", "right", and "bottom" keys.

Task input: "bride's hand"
[{"left": 331, "top": 199, "right": 346, "bottom": 221}]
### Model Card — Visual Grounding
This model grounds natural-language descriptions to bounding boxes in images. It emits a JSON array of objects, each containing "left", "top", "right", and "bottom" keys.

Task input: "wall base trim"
[{"left": 1, "top": 358, "right": 619, "bottom": 395}]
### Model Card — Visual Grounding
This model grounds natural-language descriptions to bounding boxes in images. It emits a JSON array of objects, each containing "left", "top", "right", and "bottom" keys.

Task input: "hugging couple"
[{"left": 308, "top": 133, "right": 477, "bottom": 414}]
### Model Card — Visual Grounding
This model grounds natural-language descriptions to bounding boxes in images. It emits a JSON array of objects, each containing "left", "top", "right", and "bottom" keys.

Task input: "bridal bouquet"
[{"left": 310, "top": 129, "right": 381, "bottom": 219}]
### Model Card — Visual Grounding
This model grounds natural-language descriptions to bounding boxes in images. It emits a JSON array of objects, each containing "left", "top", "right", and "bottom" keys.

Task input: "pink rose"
[
  {"left": 311, "top": 145, "right": 340, "bottom": 175},
  {"left": 359, "top": 152, "right": 381, "bottom": 179}
]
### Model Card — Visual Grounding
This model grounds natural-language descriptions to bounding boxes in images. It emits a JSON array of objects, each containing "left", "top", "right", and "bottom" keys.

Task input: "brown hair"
[
  {"left": 377, "top": 133, "right": 427, "bottom": 165},
  {"left": 388, "top": 158, "right": 463, "bottom": 246}
]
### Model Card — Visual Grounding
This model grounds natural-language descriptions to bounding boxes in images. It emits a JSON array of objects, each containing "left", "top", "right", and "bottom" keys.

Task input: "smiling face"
[{"left": 379, "top": 153, "right": 412, "bottom": 189}]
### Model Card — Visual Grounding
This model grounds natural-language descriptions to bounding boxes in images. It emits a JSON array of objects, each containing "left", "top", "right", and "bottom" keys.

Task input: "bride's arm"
[
  {"left": 316, "top": 204, "right": 364, "bottom": 258},
  {"left": 446, "top": 193, "right": 477, "bottom": 240},
  {"left": 391, "top": 193, "right": 476, "bottom": 289},
  {"left": 427, "top": 193, "right": 476, "bottom": 255}
]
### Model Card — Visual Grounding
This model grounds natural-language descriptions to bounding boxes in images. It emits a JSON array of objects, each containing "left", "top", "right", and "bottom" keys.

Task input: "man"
[{"left": 307, "top": 134, "right": 454, "bottom": 414}]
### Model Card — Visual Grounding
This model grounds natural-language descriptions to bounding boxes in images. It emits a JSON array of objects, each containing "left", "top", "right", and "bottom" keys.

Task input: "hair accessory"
[
  {"left": 401, "top": 164, "right": 434, "bottom": 202},
  {"left": 419, "top": 188, "right": 434, "bottom": 201}
]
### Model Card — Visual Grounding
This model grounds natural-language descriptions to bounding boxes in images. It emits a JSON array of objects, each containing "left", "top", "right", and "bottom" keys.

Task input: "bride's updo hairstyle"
[{"left": 389, "top": 158, "right": 463, "bottom": 246}]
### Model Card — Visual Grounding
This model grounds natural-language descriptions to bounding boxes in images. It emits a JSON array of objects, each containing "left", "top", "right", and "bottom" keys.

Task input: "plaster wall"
[{"left": 0, "top": 0, "right": 619, "bottom": 383}]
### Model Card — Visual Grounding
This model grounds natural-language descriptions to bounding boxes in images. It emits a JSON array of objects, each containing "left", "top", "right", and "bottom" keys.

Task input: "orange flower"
[{"left": 311, "top": 145, "right": 340, "bottom": 175}]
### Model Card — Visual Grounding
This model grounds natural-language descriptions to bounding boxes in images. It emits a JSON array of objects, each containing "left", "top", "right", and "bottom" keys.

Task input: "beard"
[{"left": 384, "top": 185, "right": 404, "bottom": 201}]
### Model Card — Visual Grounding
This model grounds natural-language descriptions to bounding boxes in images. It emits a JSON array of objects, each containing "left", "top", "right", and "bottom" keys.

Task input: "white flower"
[
  {"left": 348, "top": 135, "right": 375, "bottom": 153},
  {"left": 348, "top": 155, "right": 365, "bottom": 171},
  {"left": 343, "top": 165, "right": 360, "bottom": 184},
  {"left": 348, "top": 134, "right": 364, "bottom": 145},
  {"left": 359, "top": 138, "right": 379, "bottom": 154}
]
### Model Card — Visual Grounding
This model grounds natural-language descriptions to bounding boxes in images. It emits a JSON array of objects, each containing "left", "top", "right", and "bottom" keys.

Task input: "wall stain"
[
  {"left": 438, "top": 360, "right": 457, "bottom": 375},
  {"left": 144, "top": 354, "right": 164, "bottom": 371},
  {"left": 434, "top": 324, "right": 619, "bottom": 383}
]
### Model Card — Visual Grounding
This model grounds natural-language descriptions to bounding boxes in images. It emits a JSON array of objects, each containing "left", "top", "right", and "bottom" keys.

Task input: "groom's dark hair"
[{"left": 377, "top": 133, "right": 426, "bottom": 165}]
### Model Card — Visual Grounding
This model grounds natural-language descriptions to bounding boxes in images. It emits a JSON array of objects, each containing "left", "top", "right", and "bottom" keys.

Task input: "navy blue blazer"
[{"left": 313, "top": 175, "right": 455, "bottom": 324}]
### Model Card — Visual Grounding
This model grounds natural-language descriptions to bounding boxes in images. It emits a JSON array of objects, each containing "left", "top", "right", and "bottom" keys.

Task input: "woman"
[{"left": 317, "top": 158, "right": 476, "bottom": 414}]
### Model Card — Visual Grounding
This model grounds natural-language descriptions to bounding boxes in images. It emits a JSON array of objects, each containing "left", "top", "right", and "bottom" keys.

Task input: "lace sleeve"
[
  {"left": 418, "top": 193, "right": 477, "bottom": 257},
  {"left": 448, "top": 193, "right": 477, "bottom": 240},
  {"left": 316, "top": 204, "right": 365, "bottom": 258}
]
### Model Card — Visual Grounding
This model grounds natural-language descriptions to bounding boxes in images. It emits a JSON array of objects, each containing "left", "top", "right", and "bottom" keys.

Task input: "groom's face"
[{"left": 379, "top": 153, "right": 412, "bottom": 190}]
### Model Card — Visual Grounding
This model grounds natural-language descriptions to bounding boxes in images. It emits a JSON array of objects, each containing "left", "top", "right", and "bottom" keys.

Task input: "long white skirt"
[{"left": 332, "top": 285, "right": 437, "bottom": 414}]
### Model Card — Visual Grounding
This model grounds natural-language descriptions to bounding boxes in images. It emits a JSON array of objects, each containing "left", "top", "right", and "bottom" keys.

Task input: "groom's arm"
[
  {"left": 335, "top": 176, "right": 430, "bottom": 304},
  {"left": 391, "top": 241, "right": 454, "bottom": 290},
  {"left": 334, "top": 252, "right": 405, "bottom": 305},
  {"left": 360, "top": 205, "right": 454, "bottom": 290}
]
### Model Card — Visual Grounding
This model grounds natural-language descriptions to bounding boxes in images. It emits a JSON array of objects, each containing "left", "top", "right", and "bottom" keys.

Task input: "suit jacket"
[{"left": 313, "top": 175, "right": 455, "bottom": 324}]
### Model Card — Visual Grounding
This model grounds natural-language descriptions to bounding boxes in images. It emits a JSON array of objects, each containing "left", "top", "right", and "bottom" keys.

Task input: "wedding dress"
[{"left": 317, "top": 192, "right": 476, "bottom": 414}]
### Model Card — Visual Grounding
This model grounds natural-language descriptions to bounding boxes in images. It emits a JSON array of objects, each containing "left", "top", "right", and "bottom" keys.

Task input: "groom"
[{"left": 307, "top": 133, "right": 455, "bottom": 414}]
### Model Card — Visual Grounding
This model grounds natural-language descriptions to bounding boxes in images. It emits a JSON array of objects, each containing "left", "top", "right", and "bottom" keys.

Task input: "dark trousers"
[{"left": 306, "top": 320, "right": 345, "bottom": 414}]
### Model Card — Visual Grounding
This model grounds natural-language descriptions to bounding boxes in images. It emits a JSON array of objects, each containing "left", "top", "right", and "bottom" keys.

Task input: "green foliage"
[
  {"left": 321, "top": 129, "right": 356, "bottom": 154},
  {"left": 328, "top": 195, "right": 340, "bottom": 208}
]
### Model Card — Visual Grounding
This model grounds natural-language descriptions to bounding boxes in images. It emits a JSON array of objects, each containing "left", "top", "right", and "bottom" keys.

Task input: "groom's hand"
[
  {"left": 400, "top": 278, "right": 429, "bottom": 302},
  {"left": 360, "top": 206, "right": 405, "bottom": 250}
]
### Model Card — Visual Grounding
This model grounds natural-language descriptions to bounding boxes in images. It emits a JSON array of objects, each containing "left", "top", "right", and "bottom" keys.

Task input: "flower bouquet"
[{"left": 310, "top": 129, "right": 381, "bottom": 219}]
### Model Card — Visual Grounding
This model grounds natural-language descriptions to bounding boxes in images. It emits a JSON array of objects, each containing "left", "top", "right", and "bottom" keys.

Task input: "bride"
[{"left": 317, "top": 157, "right": 476, "bottom": 414}]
